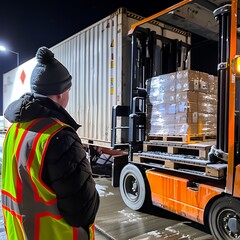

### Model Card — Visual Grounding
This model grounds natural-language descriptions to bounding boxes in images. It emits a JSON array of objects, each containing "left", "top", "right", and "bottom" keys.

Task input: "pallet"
[
  {"left": 133, "top": 152, "right": 227, "bottom": 179},
  {"left": 143, "top": 141, "right": 215, "bottom": 159},
  {"left": 147, "top": 134, "right": 216, "bottom": 143}
]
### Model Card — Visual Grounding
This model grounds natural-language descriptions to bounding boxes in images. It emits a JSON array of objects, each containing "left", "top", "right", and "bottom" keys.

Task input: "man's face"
[
  {"left": 47, "top": 88, "right": 71, "bottom": 109},
  {"left": 60, "top": 88, "right": 70, "bottom": 109}
]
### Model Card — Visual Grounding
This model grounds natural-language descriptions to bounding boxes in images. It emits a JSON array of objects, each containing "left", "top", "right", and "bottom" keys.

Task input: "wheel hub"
[
  {"left": 132, "top": 180, "right": 138, "bottom": 193},
  {"left": 224, "top": 214, "right": 240, "bottom": 237}
]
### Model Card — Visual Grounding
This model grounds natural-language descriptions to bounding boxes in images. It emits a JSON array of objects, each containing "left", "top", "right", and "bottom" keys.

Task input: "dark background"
[{"left": 0, "top": 0, "right": 218, "bottom": 115}]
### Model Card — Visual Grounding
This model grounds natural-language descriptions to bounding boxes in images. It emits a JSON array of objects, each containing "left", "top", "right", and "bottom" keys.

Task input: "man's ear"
[{"left": 57, "top": 93, "right": 63, "bottom": 100}]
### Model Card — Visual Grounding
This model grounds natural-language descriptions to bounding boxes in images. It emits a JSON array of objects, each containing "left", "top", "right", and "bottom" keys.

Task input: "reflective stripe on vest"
[{"left": 1, "top": 118, "right": 95, "bottom": 240}]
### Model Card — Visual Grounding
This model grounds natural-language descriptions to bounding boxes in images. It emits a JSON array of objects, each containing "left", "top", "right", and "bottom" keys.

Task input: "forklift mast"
[
  {"left": 214, "top": 5, "right": 231, "bottom": 153},
  {"left": 127, "top": 26, "right": 190, "bottom": 159}
]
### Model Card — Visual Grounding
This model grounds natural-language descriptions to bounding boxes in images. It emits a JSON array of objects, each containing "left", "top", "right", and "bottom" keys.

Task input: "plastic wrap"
[{"left": 146, "top": 70, "right": 218, "bottom": 137}]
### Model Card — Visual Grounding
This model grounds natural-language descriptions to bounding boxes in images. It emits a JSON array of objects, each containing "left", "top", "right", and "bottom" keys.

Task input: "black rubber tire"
[
  {"left": 119, "top": 163, "right": 149, "bottom": 210},
  {"left": 208, "top": 196, "right": 240, "bottom": 239}
]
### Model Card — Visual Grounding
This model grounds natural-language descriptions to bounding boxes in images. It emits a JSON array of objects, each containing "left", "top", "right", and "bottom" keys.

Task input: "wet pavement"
[{"left": 94, "top": 177, "right": 214, "bottom": 240}]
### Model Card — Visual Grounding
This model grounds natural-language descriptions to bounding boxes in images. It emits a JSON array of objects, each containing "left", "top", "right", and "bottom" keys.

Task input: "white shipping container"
[{"left": 3, "top": 8, "right": 189, "bottom": 148}]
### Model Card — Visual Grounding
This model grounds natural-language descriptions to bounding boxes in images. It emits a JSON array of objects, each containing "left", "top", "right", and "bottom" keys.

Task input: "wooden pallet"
[
  {"left": 143, "top": 141, "right": 215, "bottom": 159},
  {"left": 147, "top": 134, "right": 216, "bottom": 143},
  {"left": 133, "top": 152, "right": 227, "bottom": 179}
]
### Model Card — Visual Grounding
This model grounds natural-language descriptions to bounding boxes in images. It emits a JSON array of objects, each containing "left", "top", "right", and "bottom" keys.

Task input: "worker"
[{"left": 1, "top": 46, "right": 99, "bottom": 240}]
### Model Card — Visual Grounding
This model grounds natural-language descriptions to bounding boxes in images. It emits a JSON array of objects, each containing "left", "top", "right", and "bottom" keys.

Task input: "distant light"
[
  {"left": 0, "top": 46, "right": 6, "bottom": 51},
  {"left": 0, "top": 45, "right": 19, "bottom": 66}
]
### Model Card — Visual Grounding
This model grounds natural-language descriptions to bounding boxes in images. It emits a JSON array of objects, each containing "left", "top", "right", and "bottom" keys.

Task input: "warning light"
[{"left": 231, "top": 55, "right": 240, "bottom": 76}]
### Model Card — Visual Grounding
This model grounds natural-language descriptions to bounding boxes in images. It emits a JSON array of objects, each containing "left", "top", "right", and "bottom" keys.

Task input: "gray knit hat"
[{"left": 30, "top": 46, "right": 72, "bottom": 95}]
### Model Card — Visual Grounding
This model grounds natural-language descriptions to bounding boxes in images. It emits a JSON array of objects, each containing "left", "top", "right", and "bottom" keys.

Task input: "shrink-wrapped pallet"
[
  {"left": 146, "top": 69, "right": 218, "bottom": 138},
  {"left": 198, "top": 113, "right": 217, "bottom": 135}
]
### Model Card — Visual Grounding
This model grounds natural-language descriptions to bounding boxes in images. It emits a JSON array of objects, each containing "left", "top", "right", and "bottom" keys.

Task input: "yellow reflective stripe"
[
  {"left": 89, "top": 223, "right": 95, "bottom": 240},
  {"left": 2, "top": 121, "right": 33, "bottom": 199},
  {"left": 2, "top": 124, "right": 18, "bottom": 199},
  {"left": 30, "top": 122, "right": 66, "bottom": 202},
  {"left": 3, "top": 208, "right": 25, "bottom": 240},
  {"left": 2, "top": 120, "right": 43, "bottom": 199},
  {"left": 38, "top": 215, "right": 74, "bottom": 240}
]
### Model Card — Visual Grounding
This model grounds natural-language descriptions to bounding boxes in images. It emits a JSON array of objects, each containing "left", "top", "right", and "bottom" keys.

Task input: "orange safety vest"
[{"left": 1, "top": 118, "right": 95, "bottom": 240}]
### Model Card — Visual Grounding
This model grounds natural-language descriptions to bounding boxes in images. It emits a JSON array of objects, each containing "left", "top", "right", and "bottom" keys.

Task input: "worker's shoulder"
[
  {"left": 51, "top": 125, "right": 81, "bottom": 145},
  {"left": 46, "top": 127, "right": 83, "bottom": 160}
]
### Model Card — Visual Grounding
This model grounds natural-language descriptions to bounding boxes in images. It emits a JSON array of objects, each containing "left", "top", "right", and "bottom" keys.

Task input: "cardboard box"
[
  {"left": 177, "top": 102, "right": 198, "bottom": 113},
  {"left": 174, "top": 123, "right": 198, "bottom": 135},
  {"left": 148, "top": 92, "right": 176, "bottom": 104},
  {"left": 176, "top": 70, "right": 200, "bottom": 91},
  {"left": 198, "top": 123, "right": 217, "bottom": 135},
  {"left": 147, "top": 72, "right": 176, "bottom": 93},
  {"left": 148, "top": 113, "right": 175, "bottom": 124},
  {"left": 176, "top": 90, "right": 198, "bottom": 102},
  {"left": 198, "top": 103, "right": 217, "bottom": 113},
  {"left": 147, "top": 122, "right": 175, "bottom": 135},
  {"left": 175, "top": 112, "right": 198, "bottom": 124},
  {"left": 198, "top": 113, "right": 217, "bottom": 125},
  {"left": 198, "top": 92, "right": 217, "bottom": 106},
  {"left": 150, "top": 103, "right": 177, "bottom": 115}
]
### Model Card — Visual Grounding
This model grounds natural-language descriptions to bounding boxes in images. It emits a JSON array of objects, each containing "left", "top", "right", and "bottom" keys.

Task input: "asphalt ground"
[{"left": 94, "top": 177, "right": 214, "bottom": 240}]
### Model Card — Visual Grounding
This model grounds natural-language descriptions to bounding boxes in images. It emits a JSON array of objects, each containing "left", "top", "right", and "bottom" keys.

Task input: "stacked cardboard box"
[
  {"left": 147, "top": 72, "right": 176, "bottom": 135},
  {"left": 146, "top": 70, "right": 217, "bottom": 137}
]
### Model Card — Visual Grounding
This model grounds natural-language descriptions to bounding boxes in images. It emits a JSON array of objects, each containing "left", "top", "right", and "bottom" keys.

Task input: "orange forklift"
[{"left": 111, "top": 0, "right": 240, "bottom": 239}]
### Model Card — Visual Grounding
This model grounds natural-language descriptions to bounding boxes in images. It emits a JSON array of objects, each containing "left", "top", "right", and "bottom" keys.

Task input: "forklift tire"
[
  {"left": 119, "top": 163, "right": 150, "bottom": 211},
  {"left": 208, "top": 196, "right": 240, "bottom": 239}
]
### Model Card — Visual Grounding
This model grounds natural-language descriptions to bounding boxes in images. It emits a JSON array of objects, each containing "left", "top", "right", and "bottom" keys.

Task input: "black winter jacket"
[{"left": 4, "top": 93, "right": 99, "bottom": 230}]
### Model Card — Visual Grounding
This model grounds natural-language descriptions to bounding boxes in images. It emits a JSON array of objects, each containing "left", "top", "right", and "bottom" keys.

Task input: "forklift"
[{"left": 111, "top": 0, "right": 240, "bottom": 239}]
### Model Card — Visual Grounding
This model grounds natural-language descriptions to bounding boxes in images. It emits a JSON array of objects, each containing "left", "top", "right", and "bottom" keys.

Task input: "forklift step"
[{"left": 133, "top": 152, "right": 227, "bottom": 179}]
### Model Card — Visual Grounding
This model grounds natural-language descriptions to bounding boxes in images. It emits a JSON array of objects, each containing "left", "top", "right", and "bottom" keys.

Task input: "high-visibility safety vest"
[{"left": 1, "top": 118, "right": 95, "bottom": 240}]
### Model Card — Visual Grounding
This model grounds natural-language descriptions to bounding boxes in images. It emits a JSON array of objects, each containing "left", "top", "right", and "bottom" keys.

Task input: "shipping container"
[{"left": 3, "top": 7, "right": 190, "bottom": 149}]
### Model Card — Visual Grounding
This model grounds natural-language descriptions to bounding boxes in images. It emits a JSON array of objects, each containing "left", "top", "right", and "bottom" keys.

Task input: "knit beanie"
[{"left": 30, "top": 46, "right": 72, "bottom": 95}]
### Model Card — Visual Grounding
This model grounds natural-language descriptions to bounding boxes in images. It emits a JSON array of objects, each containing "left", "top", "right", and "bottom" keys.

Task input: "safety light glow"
[
  {"left": 237, "top": 57, "right": 240, "bottom": 73},
  {"left": 231, "top": 55, "right": 240, "bottom": 76}
]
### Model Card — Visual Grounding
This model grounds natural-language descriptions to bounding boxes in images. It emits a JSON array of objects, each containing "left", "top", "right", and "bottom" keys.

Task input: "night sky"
[
  {"left": 0, "top": 0, "right": 218, "bottom": 115},
  {"left": 0, "top": 1, "right": 182, "bottom": 66}
]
